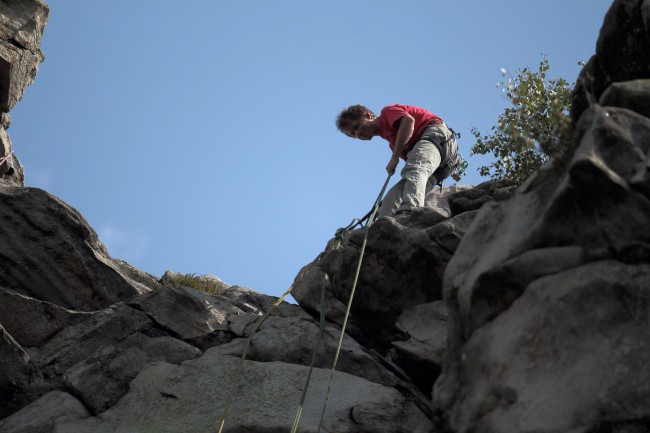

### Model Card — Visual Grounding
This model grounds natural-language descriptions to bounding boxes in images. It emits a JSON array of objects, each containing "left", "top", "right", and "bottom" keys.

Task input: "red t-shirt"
[{"left": 378, "top": 104, "right": 442, "bottom": 159}]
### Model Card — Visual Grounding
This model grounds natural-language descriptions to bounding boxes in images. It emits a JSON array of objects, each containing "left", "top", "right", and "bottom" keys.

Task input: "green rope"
[
  {"left": 217, "top": 172, "right": 392, "bottom": 433},
  {"left": 316, "top": 172, "right": 392, "bottom": 432},
  {"left": 290, "top": 273, "right": 328, "bottom": 433},
  {"left": 216, "top": 253, "right": 324, "bottom": 433}
]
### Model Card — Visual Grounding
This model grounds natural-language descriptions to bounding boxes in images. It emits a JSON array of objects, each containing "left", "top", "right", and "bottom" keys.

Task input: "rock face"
[
  {"left": 0, "top": 187, "right": 153, "bottom": 311},
  {"left": 0, "top": 0, "right": 48, "bottom": 185},
  {"left": 433, "top": 2, "right": 650, "bottom": 432},
  {"left": 3, "top": 1, "right": 650, "bottom": 433},
  {"left": 571, "top": 0, "right": 650, "bottom": 123}
]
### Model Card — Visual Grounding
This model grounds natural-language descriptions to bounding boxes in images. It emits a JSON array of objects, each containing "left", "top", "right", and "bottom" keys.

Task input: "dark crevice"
[
  {"left": 61, "top": 382, "right": 97, "bottom": 417},
  {"left": 125, "top": 303, "right": 184, "bottom": 342}
]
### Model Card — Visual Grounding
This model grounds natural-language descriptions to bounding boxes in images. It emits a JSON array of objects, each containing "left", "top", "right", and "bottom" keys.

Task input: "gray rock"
[
  {"left": 0, "top": 186, "right": 151, "bottom": 311},
  {"left": 393, "top": 301, "right": 448, "bottom": 366},
  {"left": 427, "top": 209, "right": 479, "bottom": 253},
  {"left": 0, "top": 0, "right": 48, "bottom": 112},
  {"left": 600, "top": 79, "right": 650, "bottom": 119},
  {"left": 63, "top": 335, "right": 202, "bottom": 414},
  {"left": 0, "top": 324, "right": 34, "bottom": 418},
  {"left": 0, "top": 287, "right": 90, "bottom": 347},
  {"left": 390, "top": 302, "right": 448, "bottom": 396},
  {"left": 572, "top": 0, "right": 650, "bottom": 123},
  {"left": 447, "top": 180, "right": 516, "bottom": 216},
  {"left": 217, "top": 314, "right": 402, "bottom": 388},
  {"left": 0, "top": 0, "right": 49, "bottom": 53},
  {"left": 226, "top": 311, "right": 260, "bottom": 337},
  {"left": 35, "top": 304, "right": 157, "bottom": 375},
  {"left": 423, "top": 184, "right": 475, "bottom": 218},
  {"left": 291, "top": 260, "right": 351, "bottom": 326},
  {"left": 54, "top": 350, "right": 432, "bottom": 433},
  {"left": 438, "top": 261, "right": 650, "bottom": 433},
  {"left": 0, "top": 391, "right": 89, "bottom": 433},
  {"left": 128, "top": 286, "right": 240, "bottom": 350},
  {"left": 434, "top": 103, "right": 650, "bottom": 432},
  {"left": 294, "top": 206, "right": 474, "bottom": 354},
  {"left": 114, "top": 259, "right": 163, "bottom": 291},
  {"left": 0, "top": 0, "right": 49, "bottom": 185},
  {"left": 220, "top": 283, "right": 304, "bottom": 317}
]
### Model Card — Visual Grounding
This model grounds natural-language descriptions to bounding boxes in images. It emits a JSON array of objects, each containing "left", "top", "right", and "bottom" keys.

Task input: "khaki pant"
[{"left": 377, "top": 123, "right": 454, "bottom": 218}]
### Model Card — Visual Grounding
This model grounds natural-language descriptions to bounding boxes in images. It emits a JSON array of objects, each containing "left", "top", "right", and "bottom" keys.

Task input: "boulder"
[
  {"left": 35, "top": 304, "right": 158, "bottom": 375},
  {"left": 128, "top": 286, "right": 240, "bottom": 350},
  {"left": 571, "top": 0, "right": 650, "bottom": 123},
  {"left": 423, "top": 184, "right": 475, "bottom": 218},
  {"left": 447, "top": 180, "right": 516, "bottom": 216},
  {"left": 0, "top": 186, "right": 151, "bottom": 311},
  {"left": 17, "top": 302, "right": 203, "bottom": 415},
  {"left": 393, "top": 301, "right": 449, "bottom": 368},
  {"left": 0, "top": 0, "right": 49, "bottom": 185},
  {"left": 294, "top": 206, "right": 477, "bottom": 353},
  {"left": 0, "top": 0, "right": 48, "bottom": 112},
  {"left": 0, "top": 287, "right": 90, "bottom": 347},
  {"left": 0, "top": 324, "right": 34, "bottom": 418},
  {"left": 0, "top": 391, "right": 89, "bottom": 433},
  {"left": 390, "top": 301, "right": 448, "bottom": 391},
  {"left": 63, "top": 335, "right": 201, "bottom": 414},
  {"left": 600, "top": 78, "right": 650, "bottom": 119},
  {"left": 52, "top": 349, "right": 432, "bottom": 433},
  {"left": 438, "top": 261, "right": 650, "bottom": 433},
  {"left": 115, "top": 259, "right": 163, "bottom": 291},
  {"left": 218, "top": 314, "right": 403, "bottom": 388},
  {"left": 433, "top": 102, "right": 650, "bottom": 432}
]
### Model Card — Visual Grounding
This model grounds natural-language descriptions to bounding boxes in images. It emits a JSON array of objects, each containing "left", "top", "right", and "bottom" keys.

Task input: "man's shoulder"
[{"left": 381, "top": 103, "right": 408, "bottom": 113}]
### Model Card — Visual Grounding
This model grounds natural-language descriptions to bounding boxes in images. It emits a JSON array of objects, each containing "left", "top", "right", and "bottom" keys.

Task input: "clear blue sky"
[{"left": 11, "top": 0, "right": 613, "bottom": 300}]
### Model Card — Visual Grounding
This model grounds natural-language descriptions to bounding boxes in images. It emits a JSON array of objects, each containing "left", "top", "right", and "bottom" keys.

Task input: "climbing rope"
[
  {"left": 216, "top": 172, "right": 393, "bottom": 433},
  {"left": 289, "top": 273, "right": 328, "bottom": 433},
  {"left": 216, "top": 252, "right": 325, "bottom": 433},
  {"left": 315, "top": 172, "right": 392, "bottom": 432},
  {"left": 0, "top": 151, "right": 13, "bottom": 167},
  {"left": 289, "top": 208, "right": 363, "bottom": 432}
]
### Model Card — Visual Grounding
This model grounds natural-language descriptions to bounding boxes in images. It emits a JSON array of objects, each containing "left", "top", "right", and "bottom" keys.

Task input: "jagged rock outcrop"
[
  {"left": 0, "top": 0, "right": 48, "bottom": 184},
  {"left": 433, "top": 2, "right": 650, "bottom": 432},
  {"left": 0, "top": 91, "right": 511, "bottom": 432},
  {"left": 0, "top": 186, "right": 153, "bottom": 311},
  {"left": 292, "top": 187, "right": 488, "bottom": 346},
  {"left": 290, "top": 185, "right": 514, "bottom": 398},
  {"left": 571, "top": 0, "right": 650, "bottom": 124},
  {"left": 4, "top": 1, "right": 649, "bottom": 432}
]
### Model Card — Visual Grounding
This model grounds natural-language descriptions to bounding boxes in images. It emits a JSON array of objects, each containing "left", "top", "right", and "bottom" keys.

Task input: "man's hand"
[
  {"left": 386, "top": 156, "right": 399, "bottom": 175},
  {"left": 387, "top": 114, "right": 414, "bottom": 174}
]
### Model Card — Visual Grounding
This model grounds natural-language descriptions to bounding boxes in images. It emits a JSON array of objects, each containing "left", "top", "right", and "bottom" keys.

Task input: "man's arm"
[{"left": 386, "top": 114, "right": 415, "bottom": 174}]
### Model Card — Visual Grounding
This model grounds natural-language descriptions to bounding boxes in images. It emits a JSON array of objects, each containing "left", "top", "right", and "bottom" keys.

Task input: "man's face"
[{"left": 344, "top": 117, "right": 374, "bottom": 140}]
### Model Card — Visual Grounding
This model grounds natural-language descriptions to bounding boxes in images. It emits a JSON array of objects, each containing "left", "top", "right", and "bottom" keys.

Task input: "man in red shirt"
[{"left": 336, "top": 104, "right": 459, "bottom": 218}]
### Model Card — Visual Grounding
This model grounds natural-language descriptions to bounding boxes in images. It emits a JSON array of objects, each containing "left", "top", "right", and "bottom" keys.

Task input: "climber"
[{"left": 336, "top": 104, "right": 460, "bottom": 218}]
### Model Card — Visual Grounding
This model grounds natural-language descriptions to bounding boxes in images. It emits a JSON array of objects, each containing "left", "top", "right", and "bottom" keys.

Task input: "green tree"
[{"left": 470, "top": 57, "right": 574, "bottom": 184}]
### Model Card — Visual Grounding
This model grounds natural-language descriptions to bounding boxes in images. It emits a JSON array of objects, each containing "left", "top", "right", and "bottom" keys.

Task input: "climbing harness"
[
  {"left": 432, "top": 127, "right": 468, "bottom": 188},
  {"left": 450, "top": 153, "right": 469, "bottom": 182},
  {"left": 216, "top": 172, "right": 393, "bottom": 433}
]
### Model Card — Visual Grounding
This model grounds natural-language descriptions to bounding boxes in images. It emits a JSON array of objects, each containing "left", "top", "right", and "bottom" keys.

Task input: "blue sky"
[{"left": 11, "top": 0, "right": 613, "bottom": 300}]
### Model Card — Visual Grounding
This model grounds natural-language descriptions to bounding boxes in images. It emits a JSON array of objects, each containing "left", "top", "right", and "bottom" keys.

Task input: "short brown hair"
[{"left": 335, "top": 105, "right": 376, "bottom": 132}]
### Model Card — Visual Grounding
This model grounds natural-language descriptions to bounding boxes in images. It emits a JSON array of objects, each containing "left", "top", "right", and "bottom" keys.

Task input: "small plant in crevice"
[{"left": 161, "top": 272, "right": 225, "bottom": 297}]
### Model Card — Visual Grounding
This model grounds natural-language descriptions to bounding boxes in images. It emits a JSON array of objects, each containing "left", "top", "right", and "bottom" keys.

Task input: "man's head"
[{"left": 336, "top": 105, "right": 378, "bottom": 140}]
